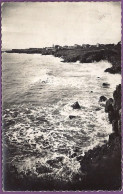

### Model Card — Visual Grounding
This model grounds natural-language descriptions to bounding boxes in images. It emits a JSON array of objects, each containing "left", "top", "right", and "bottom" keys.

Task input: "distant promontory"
[{"left": 5, "top": 42, "right": 121, "bottom": 74}]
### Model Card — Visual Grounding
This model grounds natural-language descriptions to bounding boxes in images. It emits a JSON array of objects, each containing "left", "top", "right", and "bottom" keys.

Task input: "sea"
[{"left": 2, "top": 53, "right": 121, "bottom": 183}]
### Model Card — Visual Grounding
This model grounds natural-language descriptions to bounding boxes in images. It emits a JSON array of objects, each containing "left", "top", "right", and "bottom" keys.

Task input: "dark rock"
[
  {"left": 99, "top": 96, "right": 107, "bottom": 102},
  {"left": 109, "top": 133, "right": 117, "bottom": 142},
  {"left": 70, "top": 153, "right": 77, "bottom": 158},
  {"left": 105, "top": 98, "right": 114, "bottom": 112},
  {"left": 105, "top": 66, "right": 121, "bottom": 74},
  {"left": 91, "top": 91, "right": 93, "bottom": 93},
  {"left": 56, "top": 156, "right": 64, "bottom": 162},
  {"left": 108, "top": 111, "right": 115, "bottom": 123},
  {"left": 36, "top": 165, "right": 52, "bottom": 174},
  {"left": 95, "top": 108, "right": 101, "bottom": 111},
  {"left": 69, "top": 115, "right": 76, "bottom": 119},
  {"left": 105, "top": 68, "right": 116, "bottom": 74},
  {"left": 103, "top": 140, "right": 107, "bottom": 143},
  {"left": 112, "top": 120, "right": 119, "bottom": 134},
  {"left": 106, "top": 84, "right": 121, "bottom": 136},
  {"left": 73, "top": 147, "right": 80, "bottom": 152},
  {"left": 77, "top": 155, "right": 84, "bottom": 161},
  {"left": 47, "top": 159, "right": 57, "bottom": 166},
  {"left": 113, "top": 84, "right": 121, "bottom": 111},
  {"left": 42, "top": 81, "right": 46, "bottom": 84},
  {"left": 47, "top": 157, "right": 63, "bottom": 168},
  {"left": 80, "top": 163, "right": 88, "bottom": 172},
  {"left": 71, "top": 101, "right": 81, "bottom": 109},
  {"left": 118, "top": 119, "right": 121, "bottom": 135},
  {"left": 36, "top": 117, "right": 48, "bottom": 123},
  {"left": 102, "top": 83, "right": 110, "bottom": 88}
]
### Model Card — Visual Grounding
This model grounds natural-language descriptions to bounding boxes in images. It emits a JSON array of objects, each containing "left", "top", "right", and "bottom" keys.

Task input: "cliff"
[
  {"left": 76, "top": 84, "right": 121, "bottom": 190},
  {"left": 5, "top": 42, "right": 121, "bottom": 74}
]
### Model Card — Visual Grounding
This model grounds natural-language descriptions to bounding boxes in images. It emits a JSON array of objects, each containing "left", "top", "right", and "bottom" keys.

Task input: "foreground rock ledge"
[{"left": 79, "top": 84, "right": 121, "bottom": 190}]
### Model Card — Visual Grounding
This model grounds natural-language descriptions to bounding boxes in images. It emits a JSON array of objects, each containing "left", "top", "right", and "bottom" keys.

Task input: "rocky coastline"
[
  {"left": 5, "top": 42, "right": 121, "bottom": 74},
  {"left": 61, "top": 85, "right": 121, "bottom": 190},
  {"left": 78, "top": 84, "right": 121, "bottom": 190},
  {"left": 4, "top": 43, "right": 121, "bottom": 190}
]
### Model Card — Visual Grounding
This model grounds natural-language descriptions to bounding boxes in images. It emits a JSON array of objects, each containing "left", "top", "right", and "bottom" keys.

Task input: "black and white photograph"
[{"left": 1, "top": 1, "right": 122, "bottom": 191}]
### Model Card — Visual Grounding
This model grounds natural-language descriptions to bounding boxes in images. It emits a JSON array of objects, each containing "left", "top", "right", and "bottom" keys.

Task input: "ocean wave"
[{"left": 3, "top": 100, "right": 112, "bottom": 181}]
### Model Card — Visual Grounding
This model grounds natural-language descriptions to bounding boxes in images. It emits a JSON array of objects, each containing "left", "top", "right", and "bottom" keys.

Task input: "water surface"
[{"left": 2, "top": 53, "right": 121, "bottom": 181}]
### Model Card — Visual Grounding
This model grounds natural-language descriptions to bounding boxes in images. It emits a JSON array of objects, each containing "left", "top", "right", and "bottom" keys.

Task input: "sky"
[{"left": 2, "top": 2, "right": 121, "bottom": 49}]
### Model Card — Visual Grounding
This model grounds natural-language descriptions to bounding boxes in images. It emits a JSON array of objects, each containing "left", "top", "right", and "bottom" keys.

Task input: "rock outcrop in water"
[
  {"left": 99, "top": 95, "right": 107, "bottom": 102},
  {"left": 102, "top": 82, "right": 110, "bottom": 88},
  {"left": 71, "top": 101, "right": 81, "bottom": 109},
  {"left": 69, "top": 115, "right": 76, "bottom": 119}
]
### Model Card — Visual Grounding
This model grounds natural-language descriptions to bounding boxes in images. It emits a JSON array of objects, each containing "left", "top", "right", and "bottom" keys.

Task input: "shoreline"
[
  {"left": 3, "top": 45, "right": 121, "bottom": 190},
  {"left": 79, "top": 84, "right": 121, "bottom": 190},
  {"left": 5, "top": 42, "right": 121, "bottom": 74}
]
